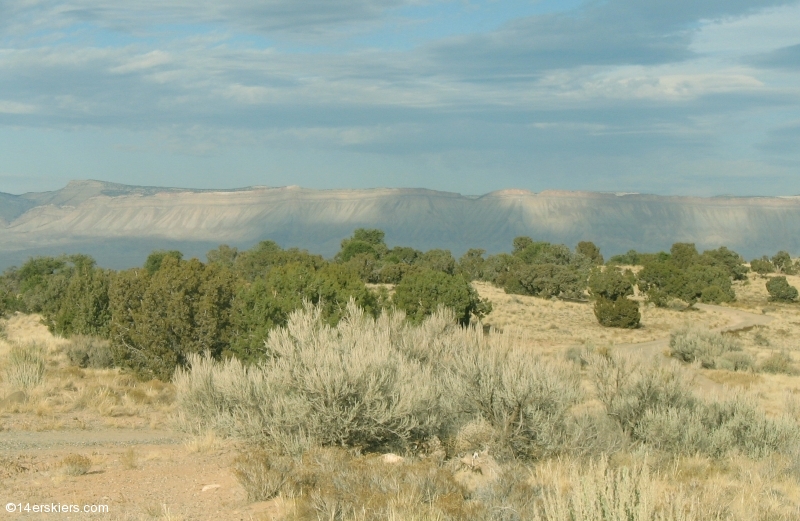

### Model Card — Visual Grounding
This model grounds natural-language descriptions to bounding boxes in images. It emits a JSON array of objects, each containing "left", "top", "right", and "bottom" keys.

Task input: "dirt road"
[{"left": 617, "top": 303, "right": 774, "bottom": 359}]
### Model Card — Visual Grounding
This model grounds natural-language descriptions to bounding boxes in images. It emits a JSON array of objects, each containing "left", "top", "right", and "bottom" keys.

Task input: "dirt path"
[
  {"left": 0, "top": 428, "right": 182, "bottom": 452},
  {"left": 617, "top": 303, "right": 774, "bottom": 359},
  {"left": 615, "top": 303, "right": 774, "bottom": 394}
]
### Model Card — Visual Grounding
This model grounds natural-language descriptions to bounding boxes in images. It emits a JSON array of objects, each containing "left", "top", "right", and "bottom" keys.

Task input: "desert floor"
[{"left": 1, "top": 271, "right": 800, "bottom": 520}]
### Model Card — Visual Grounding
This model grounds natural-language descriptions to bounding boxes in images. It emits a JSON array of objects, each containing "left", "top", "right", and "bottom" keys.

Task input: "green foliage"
[
  {"left": 143, "top": 249, "right": 183, "bottom": 275},
  {"left": 593, "top": 297, "right": 640, "bottom": 328},
  {"left": 233, "top": 241, "right": 324, "bottom": 282},
  {"left": 384, "top": 246, "right": 421, "bottom": 265},
  {"left": 513, "top": 238, "right": 573, "bottom": 266},
  {"left": 338, "top": 240, "right": 378, "bottom": 262},
  {"left": 750, "top": 258, "right": 775, "bottom": 276},
  {"left": 481, "top": 253, "right": 523, "bottom": 285},
  {"left": 669, "top": 243, "right": 699, "bottom": 269},
  {"left": 4, "top": 255, "right": 112, "bottom": 337},
  {"left": 638, "top": 249, "right": 735, "bottom": 307},
  {"left": 700, "top": 246, "right": 748, "bottom": 280},
  {"left": 587, "top": 267, "right": 633, "bottom": 301},
  {"left": 576, "top": 241, "right": 604, "bottom": 265},
  {"left": 393, "top": 268, "right": 490, "bottom": 325},
  {"left": 766, "top": 276, "right": 798, "bottom": 303},
  {"left": 228, "top": 262, "right": 376, "bottom": 361},
  {"left": 206, "top": 244, "right": 239, "bottom": 268},
  {"left": 417, "top": 249, "right": 457, "bottom": 274},
  {"left": 352, "top": 228, "right": 386, "bottom": 245},
  {"left": 457, "top": 248, "right": 486, "bottom": 281},
  {"left": 109, "top": 257, "right": 236, "bottom": 380},
  {"left": 336, "top": 228, "right": 387, "bottom": 263},
  {"left": 608, "top": 249, "right": 642, "bottom": 265},
  {"left": 771, "top": 250, "right": 795, "bottom": 274},
  {"left": 503, "top": 263, "right": 583, "bottom": 299}
]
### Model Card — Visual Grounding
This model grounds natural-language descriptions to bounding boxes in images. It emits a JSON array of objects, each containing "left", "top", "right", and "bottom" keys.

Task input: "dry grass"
[
  {"left": 473, "top": 281, "right": 732, "bottom": 354},
  {"left": 0, "top": 313, "right": 175, "bottom": 430}
]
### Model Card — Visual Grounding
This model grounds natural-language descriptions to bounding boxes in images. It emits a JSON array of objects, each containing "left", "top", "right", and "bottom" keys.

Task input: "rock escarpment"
[{"left": 1, "top": 180, "right": 798, "bottom": 268}]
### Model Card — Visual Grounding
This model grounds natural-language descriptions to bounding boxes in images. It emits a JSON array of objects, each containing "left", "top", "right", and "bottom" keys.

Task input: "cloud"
[
  {"left": 424, "top": 0, "right": 795, "bottom": 81},
  {"left": 0, "top": 0, "right": 432, "bottom": 41},
  {"left": 758, "top": 121, "right": 800, "bottom": 153},
  {"left": 749, "top": 43, "right": 800, "bottom": 69}
]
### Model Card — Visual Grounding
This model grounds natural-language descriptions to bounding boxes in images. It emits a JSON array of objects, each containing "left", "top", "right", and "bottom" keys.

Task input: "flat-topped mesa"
[{"left": 1, "top": 181, "right": 799, "bottom": 269}]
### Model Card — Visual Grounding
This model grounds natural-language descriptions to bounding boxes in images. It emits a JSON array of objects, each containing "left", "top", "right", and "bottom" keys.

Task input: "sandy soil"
[{"left": 2, "top": 274, "right": 800, "bottom": 520}]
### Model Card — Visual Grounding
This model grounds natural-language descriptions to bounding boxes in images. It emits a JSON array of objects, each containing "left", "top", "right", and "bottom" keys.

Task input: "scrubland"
[{"left": 1, "top": 272, "right": 800, "bottom": 520}]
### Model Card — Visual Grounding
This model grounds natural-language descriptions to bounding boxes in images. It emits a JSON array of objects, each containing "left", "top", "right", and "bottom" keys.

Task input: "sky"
[{"left": 1, "top": 0, "right": 800, "bottom": 196}]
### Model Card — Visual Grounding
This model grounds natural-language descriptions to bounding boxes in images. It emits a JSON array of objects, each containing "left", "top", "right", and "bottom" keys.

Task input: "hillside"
[{"left": 1, "top": 180, "right": 799, "bottom": 268}]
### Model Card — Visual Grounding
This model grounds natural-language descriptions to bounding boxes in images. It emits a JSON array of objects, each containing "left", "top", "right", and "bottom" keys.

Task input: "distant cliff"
[{"left": 1, "top": 180, "right": 798, "bottom": 269}]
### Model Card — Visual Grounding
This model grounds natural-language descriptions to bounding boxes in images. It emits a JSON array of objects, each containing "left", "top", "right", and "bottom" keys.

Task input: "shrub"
[
  {"left": 593, "top": 297, "right": 640, "bottom": 328},
  {"left": 750, "top": 258, "right": 775, "bottom": 276},
  {"left": 766, "top": 276, "right": 798, "bottom": 303},
  {"left": 576, "top": 241, "right": 604, "bottom": 265},
  {"left": 589, "top": 353, "right": 800, "bottom": 458},
  {"left": 60, "top": 454, "right": 92, "bottom": 476},
  {"left": 668, "top": 327, "right": 742, "bottom": 369},
  {"left": 233, "top": 450, "right": 296, "bottom": 501},
  {"left": 4, "top": 343, "right": 46, "bottom": 389},
  {"left": 66, "top": 336, "right": 114, "bottom": 369},
  {"left": 759, "top": 351, "right": 798, "bottom": 375},
  {"left": 445, "top": 337, "right": 583, "bottom": 460},
  {"left": 176, "top": 302, "right": 442, "bottom": 452},
  {"left": 587, "top": 268, "right": 633, "bottom": 301},
  {"left": 536, "top": 458, "right": 684, "bottom": 521},
  {"left": 175, "top": 302, "right": 582, "bottom": 461},
  {"left": 394, "top": 268, "right": 490, "bottom": 325}
]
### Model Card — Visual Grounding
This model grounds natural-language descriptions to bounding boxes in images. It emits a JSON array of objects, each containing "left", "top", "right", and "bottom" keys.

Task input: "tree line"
[{"left": 0, "top": 230, "right": 796, "bottom": 380}]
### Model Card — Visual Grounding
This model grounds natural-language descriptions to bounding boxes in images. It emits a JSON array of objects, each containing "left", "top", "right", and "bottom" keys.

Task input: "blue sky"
[{"left": 1, "top": 0, "right": 800, "bottom": 196}]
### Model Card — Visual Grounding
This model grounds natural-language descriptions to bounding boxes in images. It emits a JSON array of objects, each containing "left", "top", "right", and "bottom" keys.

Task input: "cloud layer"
[{"left": 1, "top": 0, "right": 800, "bottom": 195}]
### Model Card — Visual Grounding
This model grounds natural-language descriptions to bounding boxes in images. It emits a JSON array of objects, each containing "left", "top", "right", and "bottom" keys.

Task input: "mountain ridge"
[{"left": 1, "top": 180, "right": 799, "bottom": 269}]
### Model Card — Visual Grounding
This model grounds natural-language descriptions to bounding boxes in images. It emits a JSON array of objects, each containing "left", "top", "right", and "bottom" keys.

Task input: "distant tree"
[
  {"left": 576, "top": 241, "right": 604, "bottom": 265},
  {"left": 503, "top": 263, "right": 582, "bottom": 299},
  {"left": 110, "top": 257, "right": 236, "bottom": 380},
  {"left": 233, "top": 241, "right": 324, "bottom": 281},
  {"left": 700, "top": 246, "right": 748, "bottom": 280},
  {"left": 352, "top": 228, "right": 386, "bottom": 246},
  {"left": 587, "top": 267, "right": 633, "bottom": 301},
  {"left": 143, "top": 250, "right": 183, "bottom": 275},
  {"left": 384, "top": 246, "right": 421, "bottom": 265},
  {"left": 750, "top": 258, "right": 775, "bottom": 277},
  {"left": 771, "top": 251, "right": 795, "bottom": 275},
  {"left": 418, "top": 249, "right": 457, "bottom": 275},
  {"left": 206, "top": 244, "right": 239, "bottom": 268},
  {"left": 766, "top": 276, "right": 798, "bottom": 303},
  {"left": 482, "top": 253, "right": 524, "bottom": 285},
  {"left": 512, "top": 236, "right": 534, "bottom": 255},
  {"left": 670, "top": 243, "right": 699, "bottom": 269},
  {"left": 393, "top": 269, "right": 490, "bottom": 325},
  {"left": 229, "top": 262, "right": 376, "bottom": 361},
  {"left": 594, "top": 297, "right": 640, "bottom": 328},
  {"left": 458, "top": 248, "right": 486, "bottom": 281},
  {"left": 336, "top": 228, "right": 387, "bottom": 263},
  {"left": 608, "top": 250, "right": 641, "bottom": 266}
]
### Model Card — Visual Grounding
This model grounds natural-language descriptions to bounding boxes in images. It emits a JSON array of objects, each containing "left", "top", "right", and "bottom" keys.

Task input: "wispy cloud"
[{"left": 1, "top": 0, "right": 800, "bottom": 195}]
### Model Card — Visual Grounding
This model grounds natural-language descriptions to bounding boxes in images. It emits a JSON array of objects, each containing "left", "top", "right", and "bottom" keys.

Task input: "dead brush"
[
  {"left": 252, "top": 446, "right": 472, "bottom": 521},
  {"left": 60, "top": 454, "right": 92, "bottom": 476}
]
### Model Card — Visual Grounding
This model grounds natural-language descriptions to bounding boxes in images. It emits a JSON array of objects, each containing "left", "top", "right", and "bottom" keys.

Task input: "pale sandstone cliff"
[{"left": 1, "top": 181, "right": 798, "bottom": 268}]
